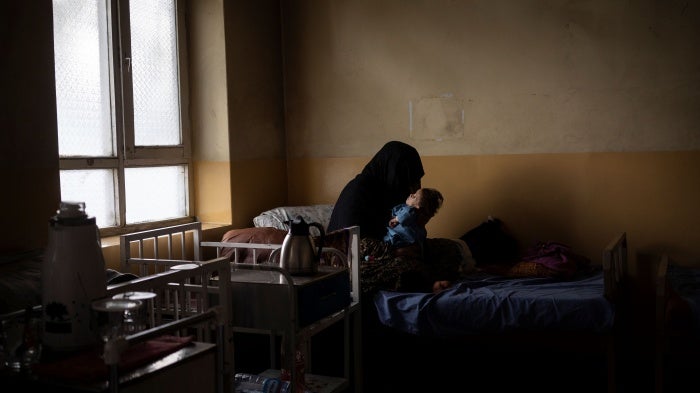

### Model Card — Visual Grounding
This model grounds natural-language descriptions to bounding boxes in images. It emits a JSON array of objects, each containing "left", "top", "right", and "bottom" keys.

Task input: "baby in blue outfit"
[{"left": 383, "top": 187, "right": 444, "bottom": 248}]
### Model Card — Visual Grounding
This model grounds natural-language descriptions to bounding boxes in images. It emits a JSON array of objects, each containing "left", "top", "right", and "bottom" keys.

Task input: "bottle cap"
[{"left": 57, "top": 201, "right": 88, "bottom": 218}]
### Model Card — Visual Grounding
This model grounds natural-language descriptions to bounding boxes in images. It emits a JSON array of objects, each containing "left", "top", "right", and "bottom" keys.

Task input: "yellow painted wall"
[
  {"left": 188, "top": 0, "right": 232, "bottom": 228},
  {"left": 194, "top": 160, "right": 232, "bottom": 225},
  {"left": 229, "top": 159, "right": 288, "bottom": 228},
  {"left": 289, "top": 151, "right": 700, "bottom": 266}
]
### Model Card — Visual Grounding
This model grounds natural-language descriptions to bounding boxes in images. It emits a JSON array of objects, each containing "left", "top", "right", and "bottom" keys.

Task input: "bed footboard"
[
  {"left": 654, "top": 254, "right": 700, "bottom": 393},
  {"left": 603, "top": 232, "right": 628, "bottom": 303}
]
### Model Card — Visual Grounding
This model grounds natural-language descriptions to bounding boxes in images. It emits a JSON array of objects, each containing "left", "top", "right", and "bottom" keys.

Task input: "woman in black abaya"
[
  {"left": 327, "top": 140, "right": 438, "bottom": 294},
  {"left": 328, "top": 140, "right": 424, "bottom": 239},
  {"left": 326, "top": 141, "right": 464, "bottom": 392}
]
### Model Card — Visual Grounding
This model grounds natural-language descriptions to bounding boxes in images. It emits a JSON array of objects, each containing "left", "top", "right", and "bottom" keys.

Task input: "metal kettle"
[{"left": 279, "top": 216, "right": 324, "bottom": 276}]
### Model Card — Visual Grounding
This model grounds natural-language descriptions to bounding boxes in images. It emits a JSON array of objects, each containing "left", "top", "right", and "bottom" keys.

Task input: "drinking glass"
[
  {"left": 0, "top": 306, "right": 42, "bottom": 370},
  {"left": 112, "top": 291, "right": 156, "bottom": 332},
  {"left": 91, "top": 299, "right": 144, "bottom": 345}
]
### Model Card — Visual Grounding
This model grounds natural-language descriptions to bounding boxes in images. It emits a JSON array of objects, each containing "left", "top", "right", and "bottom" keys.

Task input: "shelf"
[
  {"left": 299, "top": 301, "right": 360, "bottom": 342},
  {"left": 232, "top": 301, "right": 360, "bottom": 340}
]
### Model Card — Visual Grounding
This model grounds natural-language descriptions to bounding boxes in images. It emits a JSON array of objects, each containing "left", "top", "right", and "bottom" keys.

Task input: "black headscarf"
[{"left": 327, "top": 141, "right": 424, "bottom": 239}]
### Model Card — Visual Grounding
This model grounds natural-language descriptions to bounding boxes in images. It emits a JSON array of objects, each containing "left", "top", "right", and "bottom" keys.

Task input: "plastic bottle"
[
  {"left": 42, "top": 201, "right": 106, "bottom": 351},
  {"left": 233, "top": 373, "right": 283, "bottom": 393},
  {"left": 280, "top": 337, "right": 306, "bottom": 393},
  {"left": 280, "top": 346, "right": 307, "bottom": 393}
]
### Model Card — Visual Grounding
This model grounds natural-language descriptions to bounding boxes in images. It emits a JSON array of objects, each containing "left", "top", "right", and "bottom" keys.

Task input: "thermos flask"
[{"left": 42, "top": 201, "right": 106, "bottom": 351}]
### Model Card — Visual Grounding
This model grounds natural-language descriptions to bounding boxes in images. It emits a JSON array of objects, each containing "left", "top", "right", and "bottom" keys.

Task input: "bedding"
[
  {"left": 0, "top": 250, "right": 42, "bottom": 314},
  {"left": 372, "top": 233, "right": 608, "bottom": 336},
  {"left": 216, "top": 226, "right": 353, "bottom": 268},
  {"left": 358, "top": 236, "right": 476, "bottom": 295},
  {"left": 374, "top": 267, "right": 614, "bottom": 336},
  {"left": 253, "top": 204, "right": 334, "bottom": 234},
  {"left": 218, "top": 227, "right": 287, "bottom": 264}
]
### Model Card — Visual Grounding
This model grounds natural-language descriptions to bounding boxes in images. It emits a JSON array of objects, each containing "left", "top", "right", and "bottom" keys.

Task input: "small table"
[{"left": 229, "top": 264, "right": 359, "bottom": 393}]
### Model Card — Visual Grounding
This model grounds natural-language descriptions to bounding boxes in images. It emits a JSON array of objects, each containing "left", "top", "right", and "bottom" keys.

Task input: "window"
[{"left": 52, "top": 0, "right": 192, "bottom": 236}]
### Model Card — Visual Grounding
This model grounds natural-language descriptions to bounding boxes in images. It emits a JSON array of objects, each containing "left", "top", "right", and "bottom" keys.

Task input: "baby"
[
  {"left": 384, "top": 188, "right": 450, "bottom": 293},
  {"left": 383, "top": 187, "right": 444, "bottom": 248}
]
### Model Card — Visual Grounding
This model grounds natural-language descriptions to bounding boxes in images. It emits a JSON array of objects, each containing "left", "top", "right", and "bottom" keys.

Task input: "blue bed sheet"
[
  {"left": 373, "top": 269, "right": 615, "bottom": 336},
  {"left": 667, "top": 264, "right": 700, "bottom": 332}
]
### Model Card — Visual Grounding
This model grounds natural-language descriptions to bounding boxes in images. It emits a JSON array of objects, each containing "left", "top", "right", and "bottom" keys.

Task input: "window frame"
[{"left": 56, "top": 0, "right": 195, "bottom": 237}]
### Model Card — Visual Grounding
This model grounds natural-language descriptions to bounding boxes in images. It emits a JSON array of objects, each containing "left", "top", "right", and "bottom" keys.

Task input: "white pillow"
[{"left": 253, "top": 204, "right": 335, "bottom": 235}]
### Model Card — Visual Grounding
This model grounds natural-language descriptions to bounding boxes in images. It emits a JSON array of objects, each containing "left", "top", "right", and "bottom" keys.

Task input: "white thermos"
[{"left": 42, "top": 201, "right": 106, "bottom": 351}]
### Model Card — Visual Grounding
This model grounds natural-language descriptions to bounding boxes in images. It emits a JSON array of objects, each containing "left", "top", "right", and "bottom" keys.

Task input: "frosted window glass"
[
  {"left": 124, "top": 166, "right": 187, "bottom": 223},
  {"left": 59, "top": 169, "right": 117, "bottom": 228},
  {"left": 53, "top": 0, "right": 114, "bottom": 157},
  {"left": 130, "top": 0, "right": 181, "bottom": 146}
]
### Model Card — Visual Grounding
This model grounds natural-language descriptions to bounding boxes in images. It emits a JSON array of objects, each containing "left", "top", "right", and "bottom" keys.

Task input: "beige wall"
[
  {"left": 281, "top": 1, "right": 700, "bottom": 157},
  {"left": 188, "top": 0, "right": 231, "bottom": 225},
  {"left": 221, "top": 0, "right": 288, "bottom": 226}
]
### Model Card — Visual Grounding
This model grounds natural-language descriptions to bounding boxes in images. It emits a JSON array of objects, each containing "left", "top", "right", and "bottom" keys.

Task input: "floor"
[{"left": 232, "top": 314, "right": 700, "bottom": 393}]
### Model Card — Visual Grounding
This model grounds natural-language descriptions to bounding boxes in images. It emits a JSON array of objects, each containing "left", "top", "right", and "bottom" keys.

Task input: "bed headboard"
[{"left": 602, "top": 232, "right": 627, "bottom": 302}]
